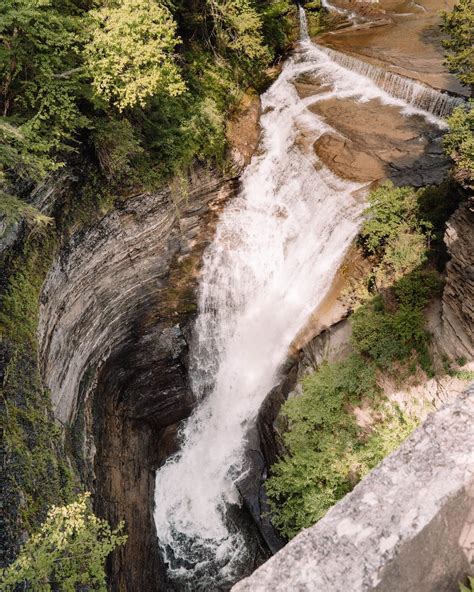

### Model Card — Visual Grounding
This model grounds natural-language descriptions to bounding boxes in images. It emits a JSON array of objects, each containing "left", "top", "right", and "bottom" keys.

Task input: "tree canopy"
[
  {"left": 85, "top": 0, "right": 186, "bottom": 112},
  {"left": 441, "top": 0, "right": 474, "bottom": 90},
  {"left": 0, "top": 0, "right": 295, "bottom": 199}
]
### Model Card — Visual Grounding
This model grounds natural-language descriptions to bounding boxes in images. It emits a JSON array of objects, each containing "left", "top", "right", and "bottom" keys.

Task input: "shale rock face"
[
  {"left": 38, "top": 168, "right": 236, "bottom": 424},
  {"left": 233, "top": 386, "right": 474, "bottom": 592},
  {"left": 38, "top": 167, "right": 240, "bottom": 590},
  {"left": 440, "top": 198, "right": 474, "bottom": 361}
]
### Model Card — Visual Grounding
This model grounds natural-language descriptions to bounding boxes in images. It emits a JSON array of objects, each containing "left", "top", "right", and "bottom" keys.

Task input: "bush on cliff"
[
  {"left": 265, "top": 354, "right": 416, "bottom": 538},
  {"left": 267, "top": 182, "right": 449, "bottom": 540},
  {"left": 440, "top": 0, "right": 474, "bottom": 89},
  {"left": 442, "top": 101, "right": 474, "bottom": 189},
  {"left": 0, "top": 493, "right": 126, "bottom": 591}
]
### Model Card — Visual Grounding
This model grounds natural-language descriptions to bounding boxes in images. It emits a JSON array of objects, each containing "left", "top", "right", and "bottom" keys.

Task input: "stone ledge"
[{"left": 233, "top": 385, "right": 474, "bottom": 591}]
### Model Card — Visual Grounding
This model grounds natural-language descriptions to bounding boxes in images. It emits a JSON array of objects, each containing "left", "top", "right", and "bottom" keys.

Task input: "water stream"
[{"left": 154, "top": 9, "right": 458, "bottom": 590}]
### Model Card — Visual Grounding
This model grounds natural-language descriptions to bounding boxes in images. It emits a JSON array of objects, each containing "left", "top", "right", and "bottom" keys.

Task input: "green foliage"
[
  {"left": 92, "top": 118, "right": 144, "bottom": 181},
  {"left": 459, "top": 576, "right": 474, "bottom": 592},
  {"left": 360, "top": 182, "right": 429, "bottom": 256},
  {"left": 266, "top": 180, "right": 452, "bottom": 539},
  {"left": 1, "top": 0, "right": 296, "bottom": 203},
  {"left": 351, "top": 300, "right": 431, "bottom": 371},
  {"left": 261, "top": 1, "right": 298, "bottom": 54},
  {"left": 266, "top": 355, "right": 416, "bottom": 538},
  {"left": 304, "top": 2, "right": 328, "bottom": 38},
  {"left": 207, "top": 0, "right": 270, "bottom": 61},
  {"left": 0, "top": 493, "right": 127, "bottom": 591},
  {"left": 0, "top": 193, "right": 53, "bottom": 231},
  {"left": 85, "top": 0, "right": 185, "bottom": 112},
  {"left": 0, "top": 0, "right": 87, "bottom": 183},
  {"left": 357, "top": 182, "right": 459, "bottom": 291},
  {"left": 0, "top": 341, "right": 75, "bottom": 551},
  {"left": 393, "top": 269, "right": 442, "bottom": 309},
  {"left": 443, "top": 102, "right": 474, "bottom": 189},
  {"left": 441, "top": 0, "right": 474, "bottom": 87},
  {"left": 0, "top": 227, "right": 57, "bottom": 344},
  {"left": 381, "top": 227, "right": 427, "bottom": 278}
]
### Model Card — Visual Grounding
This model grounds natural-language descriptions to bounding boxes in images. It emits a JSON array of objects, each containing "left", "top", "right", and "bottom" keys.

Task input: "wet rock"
[
  {"left": 317, "top": 0, "right": 469, "bottom": 97},
  {"left": 314, "top": 133, "right": 385, "bottom": 183},
  {"left": 37, "top": 166, "right": 240, "bottom": 590},
  {"left": 307, "top": 96, "right": 449, "bottom": 186}
]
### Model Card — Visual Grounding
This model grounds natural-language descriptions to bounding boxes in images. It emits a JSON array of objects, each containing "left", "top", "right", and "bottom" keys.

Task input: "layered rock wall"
[
  {"left": 440, "top": 198, "right": 474, "bottom": 361},
  {"left": 37, "top": 167, "right": 240, "bottom": 589}
]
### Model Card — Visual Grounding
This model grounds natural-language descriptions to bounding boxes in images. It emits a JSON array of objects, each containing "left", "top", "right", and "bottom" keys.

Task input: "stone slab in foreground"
[{"left": 233, "top": 386, "right": 474, "bottom": 591}]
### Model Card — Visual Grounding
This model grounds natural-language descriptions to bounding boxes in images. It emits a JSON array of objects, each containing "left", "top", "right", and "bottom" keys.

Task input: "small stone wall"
[{"left": 233, "top": 386, "right": 474, "bottom": 591}]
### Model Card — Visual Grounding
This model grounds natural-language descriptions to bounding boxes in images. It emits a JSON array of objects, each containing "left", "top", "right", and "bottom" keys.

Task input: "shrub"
[
  {"left": 380, "top": 227, "right": 427, "bottom": 280},
  {"left": 266, "top": 355, "right": 416, "bottom": 538},
  {"left": 0, "top": 493, "right": 127, "bottom": 591},
  {"left": 351, "top": 297, "right": 431, "bottom": 371},
  {"left": 85, "top": 0, "right": 185, "bottom": 111},
  {"left": 393, "top": 269, "right": 442, "bottom": 309},
  {"left": 440, "top": 0, "right": 474, "bottom": 88},
  {"left": 359, "top": 182, "right": 428, "bottom": 255},
  {"left": 442, "top": 102, "right": 474, "bottom": 189},
  {"left": 92, "top": 118, "right": 144, "bottom": 182}
]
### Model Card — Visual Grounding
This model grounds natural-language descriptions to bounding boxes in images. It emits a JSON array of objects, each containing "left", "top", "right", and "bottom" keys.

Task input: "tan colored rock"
[
  {"left": 314, "top": 132, "right": 386, "bottom": 182},
  {"left": 227, "top": 92, "right": 261, "bottom": 168},
  {"left": 294, "top": 86, "right": 449, "bottom": 186}
]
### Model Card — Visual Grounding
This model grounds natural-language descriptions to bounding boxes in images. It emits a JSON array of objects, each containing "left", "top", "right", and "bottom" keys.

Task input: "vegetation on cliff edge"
[
  {"left": 0, "top": 493, "right": 127, "bottom": 591},
  {"left": 266, "top": 180, "right": 461, "bottom": 538}
]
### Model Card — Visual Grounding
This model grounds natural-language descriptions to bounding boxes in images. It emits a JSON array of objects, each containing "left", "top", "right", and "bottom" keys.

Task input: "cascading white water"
[
  {"left": 321, "top": 0, "right": 361, "bottom": 22},
  {"left": 318, "top": 45, "right": 464, "bottom": 118},
  {"left": 154, "top": 8, "right": 456, "bottom": 590}
]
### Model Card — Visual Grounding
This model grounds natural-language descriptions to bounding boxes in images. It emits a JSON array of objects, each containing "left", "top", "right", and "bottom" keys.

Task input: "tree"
[
  {"left": 443, "top": 101, "right": 474, "bottom": 189},
  {"left": 206, "top": 0, "right": 270, "bottom": 61},
  {"left": 0, "top": 0, "right": 87, "bottom": 182},
  {"left": 0, "top": 493, "right": 127, "bottom": 591},
  {"left": 441, "top": 0, "right": 474, "bottom": 92},
  {"left": 85, "top": 0, "right": 185, "bottom": 112}
]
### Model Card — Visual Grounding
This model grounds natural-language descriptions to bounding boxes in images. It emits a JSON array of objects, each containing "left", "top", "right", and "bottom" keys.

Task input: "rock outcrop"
[
  {"left": 233, "top": 386, "right": 474, "bottom": 592},
  {"left": 439, "top": 198, "right": 474, "bottom": 361}
]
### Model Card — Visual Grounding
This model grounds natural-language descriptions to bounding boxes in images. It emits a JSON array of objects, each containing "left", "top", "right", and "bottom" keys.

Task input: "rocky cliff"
[
  {"left": 439, "top": 197, "right": 474, "bottom": 361},
  {"left": 37, "top": 167, "right": 239, "bottom": 589},
  {"left": 30, "top": 94, "right": 264, "bottom": 590},
  {"left": 233, "top": 386, "right": 474, "bottom": 592}
]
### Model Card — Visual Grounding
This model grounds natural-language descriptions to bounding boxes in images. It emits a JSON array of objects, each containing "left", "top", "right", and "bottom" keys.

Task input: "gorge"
[{"left": 1, "top": 0, "right": 472, "bottom": 591}]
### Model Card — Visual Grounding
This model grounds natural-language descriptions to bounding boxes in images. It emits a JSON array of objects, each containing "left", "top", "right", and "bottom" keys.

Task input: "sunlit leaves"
[
  {"left": 441, "top": 0, "right": 474, "bottom": 87},
  {"left": 0, "top": 493, "right": 127, "bottom": 591},
  {"left": 85, "top": 0, "right": 185, "bottom": 111}
]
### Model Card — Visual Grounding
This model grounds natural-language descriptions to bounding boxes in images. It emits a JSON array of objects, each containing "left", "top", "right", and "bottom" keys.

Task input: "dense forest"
[{"left": 0, "top": 0, "right": 296, "bottom": 204}]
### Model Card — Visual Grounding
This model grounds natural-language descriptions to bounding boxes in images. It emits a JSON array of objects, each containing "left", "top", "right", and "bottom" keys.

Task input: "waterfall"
[
  {"left": 154, "top": 9, "right": 454, "bottom": 591},
  {"left": 299, "top": 4, "right": 310, "bottom": 40},
  {"left": 317, "top": 46, "right": 464, "bottom": 118},
  {"left": 320, "top": 0, "right": 360, "bottom": 21}
]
